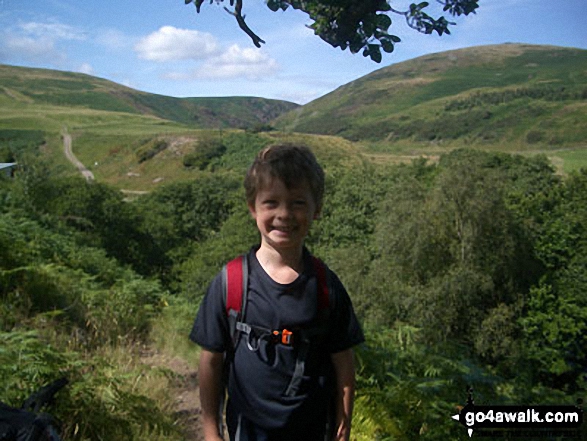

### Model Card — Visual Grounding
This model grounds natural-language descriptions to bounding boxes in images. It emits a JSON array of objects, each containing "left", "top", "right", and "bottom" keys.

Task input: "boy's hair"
[{"left": 244, "top": 144, "right": 325, "bottom": 208}]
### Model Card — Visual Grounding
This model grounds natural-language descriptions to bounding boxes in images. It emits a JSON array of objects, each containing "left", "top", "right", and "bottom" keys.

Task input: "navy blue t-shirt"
[{"left": 190, "top": 247, "right": 364, "bottom": 429}]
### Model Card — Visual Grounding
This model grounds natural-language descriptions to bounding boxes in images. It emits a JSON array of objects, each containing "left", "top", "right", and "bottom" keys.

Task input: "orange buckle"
[
  {"left": 272, "top": 329, "right": 294, "bottom": 345},
  {"left": 281, "top": 329, "right": 293, "bottom": 345}
]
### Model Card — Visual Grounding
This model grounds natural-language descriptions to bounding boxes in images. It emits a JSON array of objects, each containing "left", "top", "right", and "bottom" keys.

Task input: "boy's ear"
[{"left": 247, "top": 202, "right": 257, "bottom": 218}]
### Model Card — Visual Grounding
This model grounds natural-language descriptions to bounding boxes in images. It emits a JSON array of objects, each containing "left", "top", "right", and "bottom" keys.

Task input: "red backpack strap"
[
  {"left": 223, "top": 255, "right": 249, "bottom": 347},
  {"left": 219, "top": 255, "right": 248, "bottom": 437},
  {"left": 225, "top": 255, "right": 245, "bottom": 314},
  {"left": 312, "top": 256, "right": 330, "bottom": 311}
]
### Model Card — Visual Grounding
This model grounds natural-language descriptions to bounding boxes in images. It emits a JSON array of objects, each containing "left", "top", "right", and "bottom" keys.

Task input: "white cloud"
[
  {"left": 135, "top": 26, "right": 219, "bottom": 62},
  {"left": 278, "top": 89, "right": 323, "bottom": 105},
  {"left": 77, "top": 63, "right": 94, "bottom": 75},
  {"left": 0, "top": 20, "right": 85, "bottom": 65},
  {"left": 161, "top": 71, "right": 191, "bottom": 81},
  {"left": 195, "top": 44, "right": 279, "bottom": 80},
  {"left": 97, "top": 29, "right": 133, "bottom": 50},
  {"left": 19, "top": 21, "right": 86, "bottom": 40},
  {"left": 0, "top": 35, "right": 63, "bottom": 64}
]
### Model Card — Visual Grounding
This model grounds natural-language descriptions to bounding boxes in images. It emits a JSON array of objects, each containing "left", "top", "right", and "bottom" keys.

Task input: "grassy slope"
[
  {"left": 70, "top": 129, "right": 365, "bottom": 192},
  {"left": 0, "top": 64, "right": 298, "bottom": 129},
  {"left": 274, "top": 44, "right": 587, "bottom": 155},
  {"left": 0, "top": 64, "right": 301, "bottom": 190},
  {"left": 0, "top": 95, "right": 364, "bottom": 192},
  {"left": 2, "top": 45, "right": 586, "bottom": 190}
]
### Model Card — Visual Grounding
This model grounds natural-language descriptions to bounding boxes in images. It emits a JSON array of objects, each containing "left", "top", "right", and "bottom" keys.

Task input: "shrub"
[
  {"left": 526, "top": 130, "right": 544, "bottom": 144},
  {"left": 182, "top": 134, "right": 226, "bottom": 169},
  {"left": 136, "top": 139, "right": 168, "bottom": 163},
  {"left": 0, "top": 330, "right": 181, "bottom": 441}
]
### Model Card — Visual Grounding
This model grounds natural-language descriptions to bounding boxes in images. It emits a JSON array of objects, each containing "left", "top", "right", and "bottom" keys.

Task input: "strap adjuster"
[{"left": 272, "top": 329, "right": 294, "bottom": 345}]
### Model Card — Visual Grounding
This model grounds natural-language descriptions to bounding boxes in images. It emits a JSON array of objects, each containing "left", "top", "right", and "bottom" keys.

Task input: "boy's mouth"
[{"left": 271, "top": 225, "right": 296, "bottom": 233}]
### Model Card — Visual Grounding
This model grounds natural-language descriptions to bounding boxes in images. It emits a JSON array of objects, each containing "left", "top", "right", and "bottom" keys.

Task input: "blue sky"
[{"left": 1, "top": 0, "right": 585, "bottom": 104}]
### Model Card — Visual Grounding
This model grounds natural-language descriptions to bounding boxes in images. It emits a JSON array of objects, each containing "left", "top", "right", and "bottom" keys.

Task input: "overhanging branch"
[{"left": 224, "top": 0, "right": 265, "bottom": 47}]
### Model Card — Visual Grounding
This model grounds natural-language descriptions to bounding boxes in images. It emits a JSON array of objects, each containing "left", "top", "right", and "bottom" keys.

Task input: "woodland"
[{"left": 1, "top": 124, "right": 586, "bottom": 439}]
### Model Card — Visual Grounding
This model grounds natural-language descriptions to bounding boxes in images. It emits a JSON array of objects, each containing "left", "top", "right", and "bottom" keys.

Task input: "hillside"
[
  {"left": 2, "top": 46, "right": 586, "bottom": 188},
  {"left": 0, "top": 64, "right": 298, "bottom": 129},
  {"left": 274, "top": 44, "right": 587, "bottom": 149}
]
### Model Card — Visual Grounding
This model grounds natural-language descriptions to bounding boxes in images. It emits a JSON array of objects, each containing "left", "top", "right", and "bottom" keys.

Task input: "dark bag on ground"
[{"left": 0, "top": 378, "right": 67, "bottom": 441}]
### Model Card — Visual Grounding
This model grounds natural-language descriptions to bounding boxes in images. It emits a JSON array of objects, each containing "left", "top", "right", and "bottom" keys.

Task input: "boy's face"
[{"left": 248, "top": 177, "right": 320, "bottom": 254}]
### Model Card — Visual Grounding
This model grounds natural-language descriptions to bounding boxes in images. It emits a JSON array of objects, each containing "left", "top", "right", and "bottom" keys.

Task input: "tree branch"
[{"left": 224, "top": 0, "right": 265, "bottom": 47}]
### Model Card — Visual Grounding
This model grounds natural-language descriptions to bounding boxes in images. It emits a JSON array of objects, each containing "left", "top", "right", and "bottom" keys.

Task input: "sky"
[{"left": 0, "top": 0, "right": 586, "bottom": 105}]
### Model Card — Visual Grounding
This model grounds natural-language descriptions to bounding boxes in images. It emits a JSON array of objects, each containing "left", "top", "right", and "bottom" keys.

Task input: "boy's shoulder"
[{"left": 221, "top": 248, "right": 342, "bottom": 309}]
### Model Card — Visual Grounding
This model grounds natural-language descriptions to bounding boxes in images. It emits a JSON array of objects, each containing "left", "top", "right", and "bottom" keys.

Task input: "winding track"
[{"left": 62, "top": 129, "right": 94, "bottom": 181}]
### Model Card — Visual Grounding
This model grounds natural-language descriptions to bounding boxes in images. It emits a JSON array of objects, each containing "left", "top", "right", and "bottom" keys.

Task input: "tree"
[
  {"left": 372, "top": 150, "right": 549, "bottom": 349},
  {"left": 519, "top": 170, "right": 587, "bottom": 391},
  {"left": 183, "top": 0, "right": 479, "bottom": 62}
]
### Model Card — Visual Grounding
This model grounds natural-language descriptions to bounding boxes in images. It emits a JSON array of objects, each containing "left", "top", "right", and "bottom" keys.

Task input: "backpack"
[
  {"left": 0, "top": 378, "right": 67, "bottom": 441},
  {"left": 222, "top": 255, "right": 331, "bottom": 384},
  {"left": 216, "top": 254, "right": 335, "bottom": 437}
]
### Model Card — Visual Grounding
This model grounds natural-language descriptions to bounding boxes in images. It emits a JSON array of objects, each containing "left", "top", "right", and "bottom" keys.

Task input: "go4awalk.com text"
[{"left": 452, "top": 401, "right": 583, "bottom": 438}]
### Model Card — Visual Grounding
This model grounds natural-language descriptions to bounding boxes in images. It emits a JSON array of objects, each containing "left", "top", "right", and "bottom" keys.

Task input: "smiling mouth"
[{"left": 272, "top": 226, "right": 296, "bottom": 233}]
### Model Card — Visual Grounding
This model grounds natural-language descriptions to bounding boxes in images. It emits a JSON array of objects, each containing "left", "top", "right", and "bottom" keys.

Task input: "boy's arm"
[
  {"left": 199, "top": 349, "right": 225, "bottom": 441},
  {"left": 330, "top": 348, "right": 356, "bottom": 441}
]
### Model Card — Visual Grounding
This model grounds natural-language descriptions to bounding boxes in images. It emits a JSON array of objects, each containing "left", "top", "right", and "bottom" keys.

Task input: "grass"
[
  {"left": 2, "top": 97, "right": 579, "bottom": 193},
  {"left": 552, "top": 148, "right": 587, "bottom": 174},
  {"left": 0, "top": 64, "right": 298, "bottom": 131},
  {"left": 2, "top": 46, "right": 585, "bottom": 190},
  {"left": 274, "top": 45, "right": 587, "bottom": 148},
  {"left": 149, "top": 297, "right": 200, "bottom": 367}
]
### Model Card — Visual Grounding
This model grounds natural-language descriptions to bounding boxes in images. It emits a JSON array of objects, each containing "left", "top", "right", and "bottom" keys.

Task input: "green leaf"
[
  {"left": 368, "top": 44, "right": 382, "bottom": 63},
  {"left": 267, "top": 0, "right": 288, "bottom": 12},
  {"left": 350, "top": 39, "right": 364, "bottom": 54},
  {"left": 381, "top": 39, "right": 395, "bottom": 53},
  {"left": 376, "top": 14, "right": 392, "bottom": 30}
]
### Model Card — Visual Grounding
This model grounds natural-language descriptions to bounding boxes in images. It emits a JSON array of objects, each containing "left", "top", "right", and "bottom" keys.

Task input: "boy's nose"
[{"left": 277, "top": 204, "right": 293, "bottom": 219}]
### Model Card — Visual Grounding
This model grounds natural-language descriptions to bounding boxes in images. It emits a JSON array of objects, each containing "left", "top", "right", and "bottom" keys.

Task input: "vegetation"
[
  {"left": 274, "top": 44, "right": 587, "bottom": 148},
  {"left": 0, "top": 64, "right": 298, "bottom": 129},
  {"left": 184, "top": 0, "right": 479, "bottom": 62},
  {"left": 182, "top": 133, "right": 227, "bottom": 170},
  {"left": 2, "top": 123, "right": 586, "bottom": 439},
  {"left": 2, "top": 45, "right": 586, "bottom": 182},
  {"left": 1, "top": 45, "right": 586, "bottom": 439}
]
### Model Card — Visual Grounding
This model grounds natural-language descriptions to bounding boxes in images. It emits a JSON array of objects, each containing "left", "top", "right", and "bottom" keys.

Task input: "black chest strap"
[{"left": 223, "top": 254, "right": 332, "bottom": 397}]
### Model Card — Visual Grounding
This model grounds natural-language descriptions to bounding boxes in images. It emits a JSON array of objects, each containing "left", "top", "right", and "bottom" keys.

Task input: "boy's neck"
[{"left": 256, "top": 243, "right": 305, "bottom": 284}]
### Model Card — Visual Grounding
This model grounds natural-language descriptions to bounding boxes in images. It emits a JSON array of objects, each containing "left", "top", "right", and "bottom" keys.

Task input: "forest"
[{"left": 1, "top": 127, "right": 586, "bottom": 440}]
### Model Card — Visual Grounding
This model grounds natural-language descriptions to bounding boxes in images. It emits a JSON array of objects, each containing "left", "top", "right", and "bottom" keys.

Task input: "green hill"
[
  {"left": 274, "top": 44, "right": 587, "bottom": 150},
  {"left": 0, "top": 64, "right": 298, "bottom": 129},
  {"left": 2, "top": 45, "right": 586, "bottom": 189}
]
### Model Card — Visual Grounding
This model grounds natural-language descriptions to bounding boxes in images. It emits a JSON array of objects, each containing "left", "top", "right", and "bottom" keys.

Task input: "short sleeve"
[
  {"left": 189, "top": 272, "right": 230, "bottom": 353},
  {"left": 325, "top": 270, "right": 365, "bottom": 353}
]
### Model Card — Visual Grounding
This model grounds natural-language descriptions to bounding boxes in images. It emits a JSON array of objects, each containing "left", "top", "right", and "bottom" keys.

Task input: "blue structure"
[{"left": 0, "top": 163, "right": 17, "bottom": 178}]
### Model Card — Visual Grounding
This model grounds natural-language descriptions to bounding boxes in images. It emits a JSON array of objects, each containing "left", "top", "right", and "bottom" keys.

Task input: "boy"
[{"left": 190, "top": 144, "right": 364, "bottom": 441}]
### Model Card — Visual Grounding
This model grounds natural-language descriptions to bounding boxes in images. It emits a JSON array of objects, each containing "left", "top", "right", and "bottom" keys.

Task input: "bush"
[
  {"left": 245, "top": 123, "right": 274, "bottom": 134},
  {"left": 526, "top": 130, "right": 544, "bottom": 144},
  {"left": 0, "top": 330, "right": 181, "bottom": 441},
  {"left": 82, "top": 274, "right": 165, "bottom": 345},
  {"left": 136, "top": 139, "right": 168, "bottom": 163},
  {"left": 182, "top": 134, "right": 226, "bottom": 169},
  {"left": 0, "top": 210, "right": 165, "bottom": 345}
]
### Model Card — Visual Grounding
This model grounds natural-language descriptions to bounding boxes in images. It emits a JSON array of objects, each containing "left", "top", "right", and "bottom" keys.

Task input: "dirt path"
[
  {"left": 141, "top": 348, "right": 204, "bottom": 440},
  {"left": 62, "top": 129, "right": 95, "bottom": 181}
]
